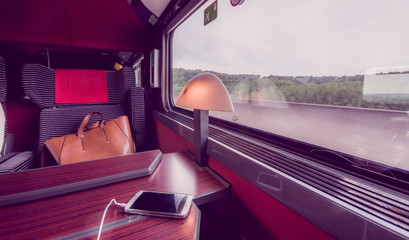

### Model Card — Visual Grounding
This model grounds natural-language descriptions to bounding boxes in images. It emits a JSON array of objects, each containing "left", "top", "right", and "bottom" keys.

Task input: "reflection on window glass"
[
  {"left": 172, "top": 0, "right": 409, "bottom": 172},
  {"left": 133, "top": 57, "right": 143, "bottom": 87}
]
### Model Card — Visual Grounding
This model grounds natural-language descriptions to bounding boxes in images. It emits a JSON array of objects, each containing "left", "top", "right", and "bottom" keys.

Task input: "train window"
[
  {"left": 172, "top": 0, "right": 409, "bottom": 173},
  {"left": 133, "top": 56, "right": 143, "bottom": 87}
]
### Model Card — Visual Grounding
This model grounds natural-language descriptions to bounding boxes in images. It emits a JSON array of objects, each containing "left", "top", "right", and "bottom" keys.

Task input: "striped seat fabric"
[
  {"left": 0, "top": 56, "right": 6, "bottom": 102},
  {"left": 130, "top": 87, "right": 145, "bottom": 150},
  {"left": 38, "top": 105, "right": 128, "bottom": 154},
  {"left": 22, "top": 63, "right": 146, "bottom": 163},
  {"left": 0, "top": 56, "right": 7, "bottom": 154},
  {"left": 0, "top": 152, "right": 34, "bottom": 173},
  {"left": 0, "top": 56, "right": 7, "bottom": 142},
  {"left": 22, "top": 64, "right": 136, "bottom": 108},
  {"left": 0, "top": 56, "right": 35, "bottom": 173}
]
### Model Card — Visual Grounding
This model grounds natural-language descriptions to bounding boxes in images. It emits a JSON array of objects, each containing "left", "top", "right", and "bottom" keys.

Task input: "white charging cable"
[{"left": 97, "top": 199, "right": 127, "bottom": 240}]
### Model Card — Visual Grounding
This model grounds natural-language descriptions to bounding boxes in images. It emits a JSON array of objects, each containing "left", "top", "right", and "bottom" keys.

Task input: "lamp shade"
[{"left": 176, "top": 73, "right": 234, "bottom": 112}]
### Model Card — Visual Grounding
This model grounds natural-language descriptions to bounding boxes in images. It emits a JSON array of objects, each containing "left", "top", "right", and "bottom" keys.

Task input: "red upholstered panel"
[
  {"left": 0, "top": 0, "right": 149, "bottom": 51},
  {"left": 154, "top": 119, "right": 194, "bottom": 154},
  {"left": 6, "top": 100, "right": 40, "bottom": 152},
  {"left": 65, "top": 0, "right": 149, "bottom": 50},
  {"left": 55, "top": 69, "right": 108, "bottom": 104},
  {"left": 0, "top": 0, "right": 70, "bottom": 46},
  {"left": 209, "top": 157, "right": 334, "bottom": 240}
]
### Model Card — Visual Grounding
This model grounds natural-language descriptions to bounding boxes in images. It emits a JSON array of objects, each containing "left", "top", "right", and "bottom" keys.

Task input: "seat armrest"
[
  {"left": 0, "top": 151, "right": 34, "bottom": 173},
  {"left": 2, "top": 134, "right": 15, "bottom": 156}
]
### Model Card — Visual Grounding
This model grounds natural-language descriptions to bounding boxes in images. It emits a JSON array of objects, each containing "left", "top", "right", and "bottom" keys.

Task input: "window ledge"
[{"left": 153, "top": 109, "right": 409, "bottom": 239}]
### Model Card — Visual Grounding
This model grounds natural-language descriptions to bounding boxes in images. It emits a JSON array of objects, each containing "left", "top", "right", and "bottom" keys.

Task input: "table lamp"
[{"left": 176, "top": 72, "right": 234, "bottom": 166}]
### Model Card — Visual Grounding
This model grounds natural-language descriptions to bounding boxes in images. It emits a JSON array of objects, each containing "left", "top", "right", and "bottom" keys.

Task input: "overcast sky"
[{"left": 173, "top": 0, "right": 409, "bottom": 77}]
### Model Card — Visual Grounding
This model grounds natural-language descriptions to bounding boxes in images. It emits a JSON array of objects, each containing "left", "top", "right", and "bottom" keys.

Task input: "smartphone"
[{"left": 124, "top": 191, "right": 193, "bottom": 218}]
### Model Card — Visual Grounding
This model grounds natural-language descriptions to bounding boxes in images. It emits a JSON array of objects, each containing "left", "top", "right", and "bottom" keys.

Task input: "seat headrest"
[
  {"left": 55, "top": 69, "right": 108, "bottom": 104},
  {"left": 0, "top": 56, "right": 7, "bottom": 102},
  {"left": 22, "top": 64, "right": 135, "bottom": 108}
]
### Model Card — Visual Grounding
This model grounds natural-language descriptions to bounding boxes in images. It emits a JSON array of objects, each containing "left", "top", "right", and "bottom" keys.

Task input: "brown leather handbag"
[{"left": 44, "top": 112, "right": 135, "bottom": 165}]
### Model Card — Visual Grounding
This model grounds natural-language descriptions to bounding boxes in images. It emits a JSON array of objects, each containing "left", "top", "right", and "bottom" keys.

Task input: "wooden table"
[{"left": 0, "top": 150, "right": 229, "bottom": 239}]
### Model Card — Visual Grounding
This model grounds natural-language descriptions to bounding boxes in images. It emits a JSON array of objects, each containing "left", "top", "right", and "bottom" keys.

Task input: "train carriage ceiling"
[{"left": 0, "top": 0, "right": 173, "bottom": 51}]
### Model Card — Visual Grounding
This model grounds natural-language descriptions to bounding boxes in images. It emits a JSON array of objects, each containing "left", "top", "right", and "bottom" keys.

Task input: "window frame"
[
  {"left": 165, "top": 0, "right": 409, "bottom": 187},
  {"left": 158, "top": 0, "right": 409, "bottom": 238},
  {"left": 167, "top": 21, "right": 409, "bottom": 189}
]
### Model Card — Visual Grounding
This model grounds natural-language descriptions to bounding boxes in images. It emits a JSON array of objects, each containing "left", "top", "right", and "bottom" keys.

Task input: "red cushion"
[{"left": 55, "top": 69, "right": 108, "bottom": 104}]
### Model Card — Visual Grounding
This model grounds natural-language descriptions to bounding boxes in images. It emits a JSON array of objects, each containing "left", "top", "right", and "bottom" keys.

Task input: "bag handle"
[{"left": 78, "top": 112, "right": 104, "bottom": 138}]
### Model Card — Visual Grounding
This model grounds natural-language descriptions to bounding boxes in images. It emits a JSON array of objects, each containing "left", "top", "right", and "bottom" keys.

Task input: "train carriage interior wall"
[{"left": 0, "top": 0, "right": 409, "bottom": 239}]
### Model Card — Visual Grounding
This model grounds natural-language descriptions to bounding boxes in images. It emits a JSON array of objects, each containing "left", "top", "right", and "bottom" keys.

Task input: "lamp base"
[{"left": 194, "top": 109, "right": 209, "bottom": 167}]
